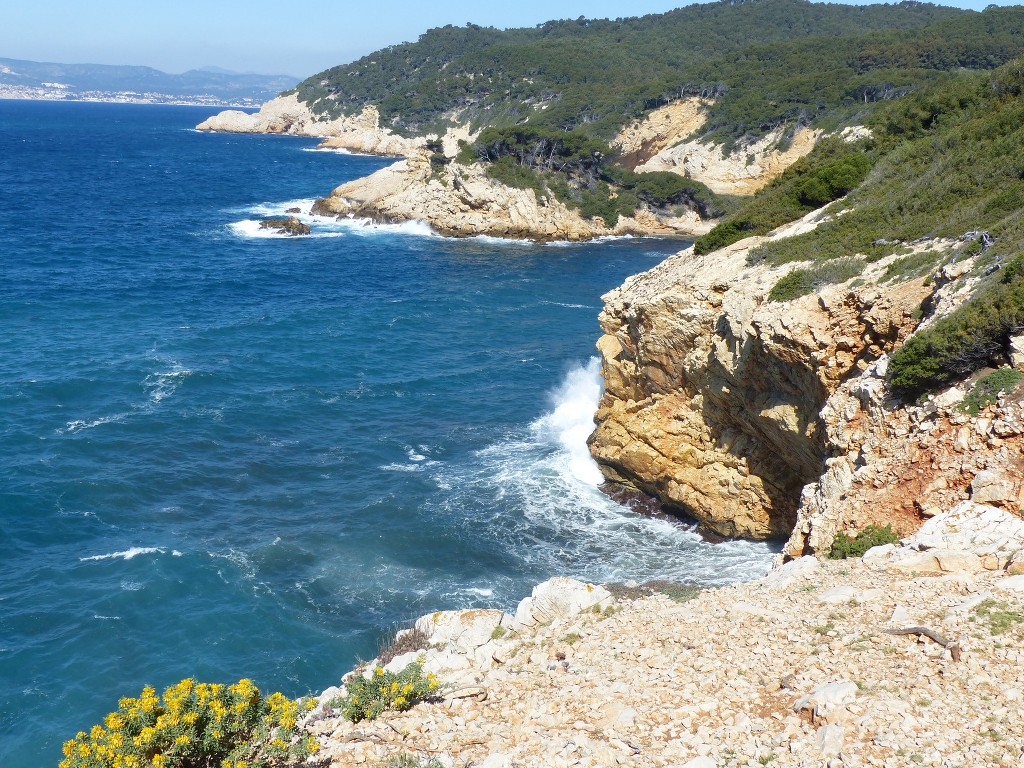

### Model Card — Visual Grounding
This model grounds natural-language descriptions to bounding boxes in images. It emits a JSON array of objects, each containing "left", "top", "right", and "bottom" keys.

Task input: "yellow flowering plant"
[
  {"left": 337, "top": 660, "right": 441, "bottom": 723},
  {"left": 59, "top": 678, "right": 319, "bottom": 768}
]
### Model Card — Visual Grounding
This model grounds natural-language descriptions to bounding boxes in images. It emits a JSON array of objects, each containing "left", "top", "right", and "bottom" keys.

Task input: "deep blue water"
[{"left": 0, "top": 100, "right": 775, "bottom": 767}]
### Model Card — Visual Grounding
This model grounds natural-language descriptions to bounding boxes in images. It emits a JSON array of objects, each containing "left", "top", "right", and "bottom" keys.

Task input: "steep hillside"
[
  {"left": 293, "top": 0, "right": 968, "bottom": 142},
  {"left": 198, "top": 1, "right": 1024, "bottom": 241}
]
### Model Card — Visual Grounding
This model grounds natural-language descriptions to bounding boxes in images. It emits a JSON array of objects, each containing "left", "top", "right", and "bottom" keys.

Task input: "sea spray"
[{"left": 531, "top": 357, "right": 605, "bottom": 486}]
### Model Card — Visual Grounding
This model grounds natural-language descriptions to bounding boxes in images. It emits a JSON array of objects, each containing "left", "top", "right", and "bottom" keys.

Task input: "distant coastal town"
[{"left": 0, "top": 82, "right": 263, "bottom": 107}]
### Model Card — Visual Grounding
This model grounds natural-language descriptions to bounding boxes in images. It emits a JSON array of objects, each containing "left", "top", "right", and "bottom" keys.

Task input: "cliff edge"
[{"left": 589, "top": 206, "right": 1024, "bottom": 551}]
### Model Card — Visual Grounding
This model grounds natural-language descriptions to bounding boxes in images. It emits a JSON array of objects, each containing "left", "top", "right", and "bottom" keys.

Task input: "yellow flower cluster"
[
  {"left": 58, "top": 678, "right": 319, "bottom": 768},
  {"left": 339, "top": 659, "right": 444, "bottom": 722}
]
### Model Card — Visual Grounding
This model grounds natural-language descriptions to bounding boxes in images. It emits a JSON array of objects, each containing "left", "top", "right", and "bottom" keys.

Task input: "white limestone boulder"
[
  {"left": 513, "top": 577, "right": 612, "bottom": 628},
  {"left": 868, "top": 501, "right": 1024, "bottom": 573}
]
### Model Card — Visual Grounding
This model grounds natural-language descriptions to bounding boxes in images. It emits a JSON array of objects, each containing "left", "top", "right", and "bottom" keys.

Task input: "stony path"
[{"left": 305, "top": 518, "right": 1024, "bottom": 768}]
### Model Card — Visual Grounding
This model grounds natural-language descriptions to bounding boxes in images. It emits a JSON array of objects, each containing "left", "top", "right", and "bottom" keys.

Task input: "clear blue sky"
[{"left": 0, "top": 0, "right": 1010, "bottom": 79}]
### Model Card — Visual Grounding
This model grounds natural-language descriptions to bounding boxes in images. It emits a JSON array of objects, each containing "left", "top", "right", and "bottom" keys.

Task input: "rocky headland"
[
  {"left": 301, "top": 503, "right": 1024, "bottom": 768},
  {"left": 197, "top": 94, "right": 419, "bottom": 156},
  {"left": 198, "top": 95, "right": 820, "bottom": 242},
  {"left": 307, "top": 150, "right": 705, "bottom": 242}
]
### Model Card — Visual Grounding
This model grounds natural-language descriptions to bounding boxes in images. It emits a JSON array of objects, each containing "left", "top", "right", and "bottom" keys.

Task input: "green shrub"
[
  {"left": 694, "top": 139, "right": 872, "bottom": 257},
  {"left": 767, "top": 258, "right": 865, "bottom": 302},
  {"left": 337, "top": 660, "right": 441, "bottom": 723},
  {"left": 59, "top": 678, "right": 318, "bottom": 768},
  {"left": 383, "top": 754, "right": 446, "bottom": 768},
  {"left": 484, "top": 156, "right": 545, "bottom": 196},
  {"left": 829, "top": 524, "right": 900, "bottom": 559},
  {"left": 961, "top": 368, "right": 1023, "bottom": 415},
  {"left": 882, "top": 250, "right": 942, "bottom": 283},
  {"left": 888, "top": 254, "right": 1024, "bottom": 398}
]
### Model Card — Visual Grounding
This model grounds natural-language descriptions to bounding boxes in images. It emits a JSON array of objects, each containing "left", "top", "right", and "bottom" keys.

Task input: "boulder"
[
  {"left": 259, "top": 216, "right": 311, "bottom": 236},
  {"left": 513, "top": 577, "right": 612, "bottom": 628},
  {"left": 763, "top": 555, "right": 820, "bottom": 589},
  {"left": 970, "top": 470, "right": 1017, "bottom": 507},
  {"left": 794, "top": 680, "right": 858, "bottom": 724},
  {"left": 414, "top": 608, "right": 509, "bottom": 655},
  {"left": 869, "top": 502, "right": 1024, "bottom": 573}
]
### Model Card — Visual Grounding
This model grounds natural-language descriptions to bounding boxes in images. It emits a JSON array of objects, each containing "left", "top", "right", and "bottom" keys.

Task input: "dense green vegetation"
[
  {"left": 693, "top": 56, "right": 1024, "bottom": 396},
  {"left": 294, "top": 0, "right": 994, "bottom": 143}
]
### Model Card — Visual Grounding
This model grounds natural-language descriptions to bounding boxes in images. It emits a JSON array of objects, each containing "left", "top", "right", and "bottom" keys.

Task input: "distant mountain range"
[{"left": 0, "top": 57, "right": 297, "bottom": 106}]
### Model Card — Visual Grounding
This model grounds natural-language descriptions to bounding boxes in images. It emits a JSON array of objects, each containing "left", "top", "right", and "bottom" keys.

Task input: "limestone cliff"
[
  {"left": 310, "top": 148, "right": 710, "bottom": 242},
  {"left": 613, "top": 98, "right": 821, "bottom": 195},
  {"left": 196, "top": 94, "right": 419, "bottom": 156},
  {"left": 590, "top": 207, "right": 1024, "bottom": 545}
]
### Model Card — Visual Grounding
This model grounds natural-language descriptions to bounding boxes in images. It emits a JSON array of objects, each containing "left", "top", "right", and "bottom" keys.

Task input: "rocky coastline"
[{"left": 587, "top": 203, "right": 1024, "bottom": 554}]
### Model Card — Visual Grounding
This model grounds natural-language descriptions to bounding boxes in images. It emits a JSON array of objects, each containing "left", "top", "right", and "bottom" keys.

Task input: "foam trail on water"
[
  {"left": 531, "top": 358, "right": 605, "bottom": 486},
  {"left": 80, "top": 547, "right": 166, "bottom": 562},
  {"left": 430, "top": 359, "right": 779, "bottom": 588}
]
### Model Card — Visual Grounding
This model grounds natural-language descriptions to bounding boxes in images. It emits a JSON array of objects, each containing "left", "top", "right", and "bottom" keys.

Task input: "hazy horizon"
[{"left": 0, "top": 0, "right": 1008, "bottom": 82}]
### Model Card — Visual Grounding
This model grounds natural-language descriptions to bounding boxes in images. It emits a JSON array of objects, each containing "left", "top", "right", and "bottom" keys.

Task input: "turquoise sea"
[{"left": 0, "top": 100, "right": 776, "bottom": 767}]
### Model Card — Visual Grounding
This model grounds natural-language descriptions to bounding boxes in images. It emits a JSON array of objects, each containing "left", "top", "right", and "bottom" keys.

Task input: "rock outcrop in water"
[
  {"left": 309, "top": 149, "right": 709, "bottom": 242},
  {"left": 259, "top": 216, "right": 311, "bottom": 236}
]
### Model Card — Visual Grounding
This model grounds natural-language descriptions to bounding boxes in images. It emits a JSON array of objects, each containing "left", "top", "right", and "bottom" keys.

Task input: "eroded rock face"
[
  {"left": 310, "top": 150, "right": 711, "bottom": 242},
  {"left": 611, "top": 99, "right": 822, "bottom": 195},
  {"left": 589, "top": 214, "right": 929, "bottom": 539}
]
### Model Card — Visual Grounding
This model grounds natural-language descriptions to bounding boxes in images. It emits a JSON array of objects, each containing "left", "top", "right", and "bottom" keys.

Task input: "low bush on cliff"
[
  {"left": 767, "top": 257, "right": 865, "bottom": 302},
  {"left": 828, "top": 524, "right": 900, "bottom": 559},
  {"left": 693, "top": 138, "right": 872, "bottom": 256},
  {"left": 59, "top": 678, "right": 318, "bottom": 768},
  {"left": 336, "top": 660, "right": 441, "bottom": 723},
  {"left": 888, "top": 254, "right": 1024, "bottom": 399},
  {"left": 960, "top": 368, "right": 1023, "bottom": 416}
]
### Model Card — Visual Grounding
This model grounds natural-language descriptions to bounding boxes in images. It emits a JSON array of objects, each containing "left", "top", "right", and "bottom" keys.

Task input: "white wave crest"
[
  {"left": 300, "top": 146, "right": 352, "bottom": 155},
  {"left": 315, "top": 215, "right": 438, "bottom": 239},
  {"left": 530, "top": 358, "right": 605, "bottom": 486},
  {"left": 228, "top": 219, "right": 346, "bottom": 240},
  {"left": 62, "top": 413, "right": 128, "bottom": 433},
  {"left": 81, "top": 547, "right": 166, "bottom": 562},
  {"left": 144, "top": 367, "right": 193, "bottom": 404},
  {"left": 427, "top": 360, "right": 778, "bottom": 587}
]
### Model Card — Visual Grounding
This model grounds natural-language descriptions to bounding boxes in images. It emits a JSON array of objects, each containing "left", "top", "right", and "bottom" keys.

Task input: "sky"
[{"left": 0, "top": 0, "right": 1013, "bottom": 80}]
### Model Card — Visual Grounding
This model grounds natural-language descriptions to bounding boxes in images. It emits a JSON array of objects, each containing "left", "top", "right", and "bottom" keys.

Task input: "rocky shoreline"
[
  {"left": 300, "top": 502, "right": 1024, "bottom": 768},
  {"left": 198, "top": 95, "right": 821, "bottom": 243}
]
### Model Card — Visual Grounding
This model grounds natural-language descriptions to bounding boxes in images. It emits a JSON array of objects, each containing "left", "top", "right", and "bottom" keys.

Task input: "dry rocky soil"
[{"left": 300, "top": 504, "right": 1024, "bottom": 768}]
